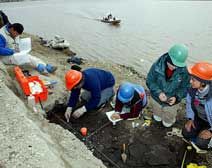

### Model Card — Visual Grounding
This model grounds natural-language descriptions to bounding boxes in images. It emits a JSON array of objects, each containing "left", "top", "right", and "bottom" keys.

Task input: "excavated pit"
[{"left": 47, "top": 103, "right": 206, "bottom": 168}]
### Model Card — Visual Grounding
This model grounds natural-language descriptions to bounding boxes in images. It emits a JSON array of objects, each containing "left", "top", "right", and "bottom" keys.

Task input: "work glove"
[
  {"left": 72, "top": 106, "right": 86, "bottom": 119},
  {"left": 65, "top": 107, "right": 72, "bottom": 122}
]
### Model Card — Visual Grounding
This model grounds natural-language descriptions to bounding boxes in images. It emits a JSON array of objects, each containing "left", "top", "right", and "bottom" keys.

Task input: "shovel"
[
  {"left": 121, "top": 143, "right": 127, "bottom": 163},
  {"left": 190, "top": 142, "right": 207, "bottom": 154}
]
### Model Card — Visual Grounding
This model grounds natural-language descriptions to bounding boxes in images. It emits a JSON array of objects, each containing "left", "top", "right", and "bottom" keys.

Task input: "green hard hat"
[{"left": 168, "top": 44, "right": 188, "bottom": 67}]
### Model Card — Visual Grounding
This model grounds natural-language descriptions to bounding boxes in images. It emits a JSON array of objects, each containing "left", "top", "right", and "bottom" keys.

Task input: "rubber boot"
[
  {"left": 36, "top": 64, "right": 46, "bottom": 73},
  {"left": 46, "top": 64, "right": 57, "bottom": 73}
]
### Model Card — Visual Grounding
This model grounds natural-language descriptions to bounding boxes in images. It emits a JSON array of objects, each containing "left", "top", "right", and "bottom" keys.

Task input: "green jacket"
[{"left": 146, "top": 53, "right": 190, "bottom": 106}]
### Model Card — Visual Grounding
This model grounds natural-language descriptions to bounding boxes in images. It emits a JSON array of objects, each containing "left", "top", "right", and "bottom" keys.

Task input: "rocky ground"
[{"left": 0, "top": 34, "right": 211, "bottom": 168}]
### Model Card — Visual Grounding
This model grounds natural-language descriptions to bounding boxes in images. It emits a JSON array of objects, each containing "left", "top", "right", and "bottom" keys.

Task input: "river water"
[{"left": 1, "top": 0, "right": 212, "bottom": 75}]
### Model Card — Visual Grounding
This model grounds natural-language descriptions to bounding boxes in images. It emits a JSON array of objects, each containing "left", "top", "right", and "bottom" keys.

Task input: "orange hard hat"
[
  {"left": 65, "top": 70, "right": 82, "bottom": 90},
  {"left": 188, "top": 62, "right": 212, "bottom": 81}
]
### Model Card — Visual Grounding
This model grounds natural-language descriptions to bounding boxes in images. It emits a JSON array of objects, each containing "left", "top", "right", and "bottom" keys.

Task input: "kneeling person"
[
  {"left": 182, "top": 62, "right": 212, "bottom": 150},
  {"left": 65, "top": 68, "right": 115, "bottom": 121},
  {"left": 112, "top": 82, "right": 147, "bottom": 120}
]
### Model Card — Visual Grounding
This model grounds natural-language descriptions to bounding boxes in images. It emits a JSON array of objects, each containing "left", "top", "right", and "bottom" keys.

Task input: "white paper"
[
  {"left": 29, "top": 81, "right": 43, "bottom": 94},
  {"left": 13, "top": 38, "right": 31, "bottom": 65},
  {"left": 106, "top": 111, "right": 123, "bottom": 124},
  {"left": 19, "top": 38, "right": 31, "bottom": 53}
]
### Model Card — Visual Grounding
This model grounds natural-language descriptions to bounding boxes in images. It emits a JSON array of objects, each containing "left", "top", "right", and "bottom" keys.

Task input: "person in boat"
[
  {"left": 146, "top": 44, "right": 190, "bottom": 127},
  {"left": 64, "top": 66, "right": 115, "bottom": 121},
  {"left": 0, "top": 23, "right": 57, "bottom": 74},
  {"left": 113, "top": 17, "right": 116, "bottom": 21},
  {"left": 182, "top": 62, "right": 212, "bottom": 150},
  {"left": 107, "top": 13, "right": 112, "bottom": 20},
  {"left": 111, "top": 82, "right": 147, "bottom": 120}
]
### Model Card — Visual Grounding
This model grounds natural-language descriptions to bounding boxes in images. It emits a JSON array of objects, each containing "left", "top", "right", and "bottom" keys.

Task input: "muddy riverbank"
[{"left": 0, "top": 33, "right": 211, "bottom": 168}]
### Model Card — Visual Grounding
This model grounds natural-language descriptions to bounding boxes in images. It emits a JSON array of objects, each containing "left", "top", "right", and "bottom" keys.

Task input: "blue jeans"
[
  {"left": 81, "top": 87, "right": 114, "bottom": 108},
  {"left": 182, "top": 117, "right": 211, "bottom": 149}
]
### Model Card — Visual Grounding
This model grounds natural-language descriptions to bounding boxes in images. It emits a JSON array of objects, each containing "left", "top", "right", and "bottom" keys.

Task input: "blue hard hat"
[{"left": 118, "top": 82, "right": 134, "bottom": 103}]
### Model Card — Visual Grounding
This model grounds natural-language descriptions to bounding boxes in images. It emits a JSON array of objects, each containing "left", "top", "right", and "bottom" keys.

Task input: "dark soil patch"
[{"left": 47, "top": 104, "right": 207, "bottom": 168}]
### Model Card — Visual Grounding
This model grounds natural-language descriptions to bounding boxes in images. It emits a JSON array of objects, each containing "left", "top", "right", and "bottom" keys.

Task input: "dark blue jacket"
[{"left": 68, "top": 68, "right": 115, "bottom": 111}]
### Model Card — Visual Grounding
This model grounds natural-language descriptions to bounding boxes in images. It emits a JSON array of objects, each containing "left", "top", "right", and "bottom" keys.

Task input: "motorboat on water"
[
  {"left": 101, "top": 14, "right": 121, "bottom": 25},
  {"left": 101, "top": 18, "right": 121, "bottom": 24}
]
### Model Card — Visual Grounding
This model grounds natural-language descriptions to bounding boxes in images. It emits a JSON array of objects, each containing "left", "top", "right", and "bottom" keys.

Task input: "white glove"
[
  {"left": 72, "top": 106, "right": 86, "bottom": 119},
  {"left": 65, "top": 107, "right": 72, "bottom": 122}
]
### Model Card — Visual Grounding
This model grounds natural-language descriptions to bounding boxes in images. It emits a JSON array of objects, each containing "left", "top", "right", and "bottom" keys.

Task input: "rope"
[{"left": 51, "top": 113, "right": 121, "bottom": 168}]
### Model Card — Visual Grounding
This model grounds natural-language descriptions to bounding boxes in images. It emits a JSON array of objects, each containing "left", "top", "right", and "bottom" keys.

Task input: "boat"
[
  {"left": 101, "top": 14, "right": 121, "bottom": 25},
  {"left": 101, "top": 19, "right": 121, "bottom": 25}
]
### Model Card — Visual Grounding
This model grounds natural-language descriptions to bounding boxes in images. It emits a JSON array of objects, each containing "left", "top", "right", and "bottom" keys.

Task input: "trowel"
[
  {"left": 121, "top": 143, "right": 127, "bottom": 163},
  {"left": 190, "top": 142, "right": 207, "bottom": 154}
]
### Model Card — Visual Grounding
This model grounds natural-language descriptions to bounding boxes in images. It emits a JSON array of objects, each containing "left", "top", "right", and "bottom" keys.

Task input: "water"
[{"left": 1, "top": 0, "right": 212, "bottom": 75}]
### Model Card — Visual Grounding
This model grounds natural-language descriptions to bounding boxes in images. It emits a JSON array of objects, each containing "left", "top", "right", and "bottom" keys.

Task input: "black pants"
[{"left": 182, "top": 117, "right": 211, "bottom": 149}]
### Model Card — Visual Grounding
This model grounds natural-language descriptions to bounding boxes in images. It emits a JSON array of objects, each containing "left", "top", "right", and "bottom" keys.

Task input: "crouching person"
[
  {"left": 64, "top": 68, "right": 115, "bottom": 122},
  {"left": 182, "top": 62, "right": 212, "bottom": 150},
  {"left": 111, "top": 82, "right": 147, "bottom": 120},
  {"left": 0, "top": 23, "right": 57, "bottom": 74}
]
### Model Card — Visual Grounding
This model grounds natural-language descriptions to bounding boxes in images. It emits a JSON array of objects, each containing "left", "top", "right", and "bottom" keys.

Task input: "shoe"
[
  {"left": 110, "top": 95, "right": 116, "bottom": 109},
  {"left": 162, "top": 118, "right": 176, "bottom": 128},
  {"left": 36, "top": 64, "right": 45, "bottom": 73},
  {"left": 153, "top": 115, "right": 162, "bottom": 122},
  {"left": 142, "top": 109, "right": 152, "bottom": 120},
  {"left": 162, "top": 121, "right": 173, "bottom": 128},
  {"left": 127, "top": 114, "right": 140, "bottom": 121},
  {"left": 99, "top": 102, "right": 107, "bottom": 109},
  {"left": 46, "top": 64, "right": 57, "bottom": 73}
]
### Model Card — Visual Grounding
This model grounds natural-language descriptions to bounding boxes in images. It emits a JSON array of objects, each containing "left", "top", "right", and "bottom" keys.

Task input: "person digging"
[{"left": 64, "top": 68, "right": 115, "bottom": 122}]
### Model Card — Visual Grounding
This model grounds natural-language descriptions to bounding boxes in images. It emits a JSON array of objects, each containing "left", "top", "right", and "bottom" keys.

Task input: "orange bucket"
[{"left": 80, "top": 127, "right": 87, "bottom": 136}]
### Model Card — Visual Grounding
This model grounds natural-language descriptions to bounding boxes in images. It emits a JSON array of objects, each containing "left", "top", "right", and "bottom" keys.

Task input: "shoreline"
[
  {"left": 0, "top": 33, "right": 148, "bottom": 168},
  {"left": 0, "top": 32, "right": 211, "bottom": 168}
]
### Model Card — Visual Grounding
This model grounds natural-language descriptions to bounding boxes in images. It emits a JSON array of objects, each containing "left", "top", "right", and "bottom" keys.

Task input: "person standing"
[
  {"left": 146, "top": 44, "right": 190, "bottom": 127},
  {"left": 182, "top": 62, "right": 212, "bottom": 149}
]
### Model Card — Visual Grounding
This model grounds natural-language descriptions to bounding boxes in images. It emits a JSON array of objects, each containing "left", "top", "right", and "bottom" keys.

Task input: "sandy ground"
[
  {"left": 0, "top": 34, "right": 107, "bottom": 168},
  {"left": 0, "top": 33, "right": 211, "bottom": 168}
]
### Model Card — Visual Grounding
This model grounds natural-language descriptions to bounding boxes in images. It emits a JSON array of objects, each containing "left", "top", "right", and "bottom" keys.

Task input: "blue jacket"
[
  {"left": 0, "top": 24, "right": 14, "bottom": 56},
  {"left": 68, "top": 68, "right": 115, "bottom": 111},
  {"left": 146, "top": 53, "right": 190, "bottom": 106},
  {"left": 186, "top": 85, "right": 212, "bottom": 130}
]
